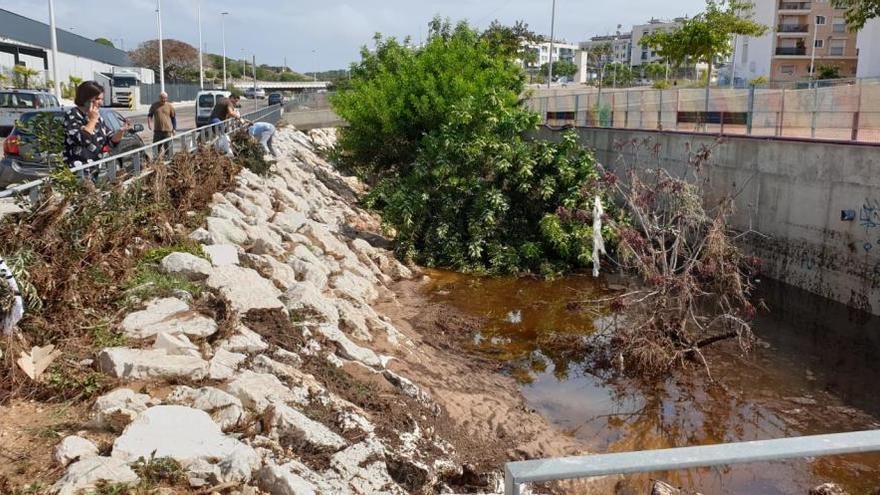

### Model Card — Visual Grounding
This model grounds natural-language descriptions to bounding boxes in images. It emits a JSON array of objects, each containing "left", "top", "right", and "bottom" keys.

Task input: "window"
[
  {"left": 742, "top": 39, "right": 749, "bottom": 62},
  {"left": 814, "top": 39, "right": 824, "bottom": 48},
  {"left": 830, "top": 39, "right": 845, "bottom": 55},
  {"left": 816, "top": 15, "right": 826, "bottom": 25},
  {"left": 780, "top": 64, "right": 796, "bottom": 74},
  {"left": 833, "top": 17, "right": 846, "bottom": 32}
]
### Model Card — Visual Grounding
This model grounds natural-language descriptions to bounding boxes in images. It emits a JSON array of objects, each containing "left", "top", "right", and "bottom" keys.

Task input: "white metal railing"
[
  {"left": 0, "top": 103, "right": 287, "bottom": 203},
  {"left": 504, "top": 429, "right": 880, "bottom": 495}
]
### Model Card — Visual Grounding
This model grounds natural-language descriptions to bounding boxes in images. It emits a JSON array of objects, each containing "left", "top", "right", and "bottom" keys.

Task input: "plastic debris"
[{"left": 592, "top": 196, "right": 606, "bottom": 278}]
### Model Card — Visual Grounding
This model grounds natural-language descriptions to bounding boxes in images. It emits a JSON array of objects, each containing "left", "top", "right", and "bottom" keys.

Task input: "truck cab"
[
  {"left": 195, "top": 90, "right": 232, "bottom": 127},
  {"left": 94, "top": 71, "right": 141, "bottom": 108}
]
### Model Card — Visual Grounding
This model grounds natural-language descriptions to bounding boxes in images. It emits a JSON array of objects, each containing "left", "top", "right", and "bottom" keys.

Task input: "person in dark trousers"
[
  {"left": 148, "top": 91, "right": 176, "bottom": 157},
  {"left": 63, "top": 81, "right": 128, "bottom": 170},
  {"left": 209, "top": 94, "right": 241, "bottom": 125}
]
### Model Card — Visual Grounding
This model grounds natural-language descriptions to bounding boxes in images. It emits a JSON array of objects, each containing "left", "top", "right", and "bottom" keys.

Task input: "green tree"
[
  {"left": 643, "top": 62, "right": 667, "bottom": 80},
  {"left": 587, "top": 42, "right": 613, "bottom": 84},
  {"left": 12, "top": 65, "right": 40, "bottom": 89},
  {"left": 541, "top": 59, "right": 578, "bottom": 80},
  {"left": 642, "top": 0, "right": 768, "bottom": 89},
  {"left": 603, "top": 62, "right": 634, "bottom": 86},
  {"left": 94, "top": 37, "right": 115, "bottom": 47},
  {"left": 817, "top": 64, "right": 842, "bottom": 79},
  {"left": 331, "top": 19, "right": 616, "bottom": 273},
  {"left": 832, "top": 0, "right": 880, "bottom": 29}
]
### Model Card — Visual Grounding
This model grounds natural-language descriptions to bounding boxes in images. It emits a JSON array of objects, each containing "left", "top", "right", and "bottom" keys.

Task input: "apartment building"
[
  {"left": 630, "top": 18, "right": 687, "bottom": 66},
  {"left": 521, "top": 41, "right": 580, "bottom": 70},
  {"left": 579, "top": 33, "right": 632, "bottom": 66},
  {"left": 734, "top": 0, "right": 859, "bottom": 82},
  {"left": 856, "top": 18, "right": 880, "bottom": 77}
]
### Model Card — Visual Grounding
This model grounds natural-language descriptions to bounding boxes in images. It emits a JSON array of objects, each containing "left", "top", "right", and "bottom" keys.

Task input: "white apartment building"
[
  {"left": 856, "top": 18, "right": 880, "bottom": 77},
  {"left": 522, "top": 41, "right": 580, "bottom": 70},
  {"left": 630, "top": 18, "right": 687, "bottom": 66},
  {"left": 579, "top": 33, "right": 633, "bottom": 66}
]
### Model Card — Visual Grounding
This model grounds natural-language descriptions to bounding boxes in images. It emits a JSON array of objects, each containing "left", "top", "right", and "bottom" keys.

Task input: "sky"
[{"left": 4, "top": 0, "right": 705, "bottom": 73}]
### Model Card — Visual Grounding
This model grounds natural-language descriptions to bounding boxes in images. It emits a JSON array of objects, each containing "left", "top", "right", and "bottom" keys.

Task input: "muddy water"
[{"left": 424, "top": 269, "right": 880, "bottom": 494}]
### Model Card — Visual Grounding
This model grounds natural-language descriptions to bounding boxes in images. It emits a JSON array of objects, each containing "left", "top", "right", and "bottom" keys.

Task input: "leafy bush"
[
  {"left": 332, "top": 19, "right": 615, "bottom": 274},
  {"left": 748, "top": 75, "right": 768, "bottom": 86}
]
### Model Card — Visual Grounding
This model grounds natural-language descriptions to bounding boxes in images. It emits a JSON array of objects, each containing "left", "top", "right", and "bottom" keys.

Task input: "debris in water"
[{"left": 505, "top": 310, "right": 523, "bottom": 324}]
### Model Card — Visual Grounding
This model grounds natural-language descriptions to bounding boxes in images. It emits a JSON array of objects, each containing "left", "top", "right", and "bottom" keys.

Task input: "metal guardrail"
[
  {"left": 0, "top": 102, "right": 289, "bottom": 203},
  {"left": 503, "top": 429, "right": 880, "bottom": 495}
]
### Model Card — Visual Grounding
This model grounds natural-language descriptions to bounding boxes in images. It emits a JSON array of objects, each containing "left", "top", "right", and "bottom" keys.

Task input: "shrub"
[{"left": 332, "top": 19, "right": 615, "bottom": 273}]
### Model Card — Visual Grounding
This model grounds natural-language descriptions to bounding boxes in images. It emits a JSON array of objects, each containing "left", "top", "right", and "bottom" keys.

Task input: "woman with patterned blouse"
[{"left": 62, "top": 81, "right": 128, "bottom": 167}]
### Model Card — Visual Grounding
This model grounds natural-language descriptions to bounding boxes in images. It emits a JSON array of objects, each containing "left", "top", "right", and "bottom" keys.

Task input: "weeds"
[
  {"left": 121, "top": 263, "right": 203, "bottom": 309},
  {"left": 131, "top": 454, "right": 185, "bottom": 485},
  {"left": 231, "top": 129, "right": 273, "bottom": 175}
]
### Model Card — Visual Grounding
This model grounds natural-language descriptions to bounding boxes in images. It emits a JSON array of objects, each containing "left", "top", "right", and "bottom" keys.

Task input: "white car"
[
  {"left": 0, "top": 90, "right": 61, "bottom": 137},
  {"left": 244, "top": 87, "right": 266, "bottom": 99}
]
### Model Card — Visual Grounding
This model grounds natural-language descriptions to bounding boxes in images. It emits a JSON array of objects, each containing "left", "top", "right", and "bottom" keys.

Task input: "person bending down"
[{"left": 249, "top": 121, "right": 277, "bottom": 156}]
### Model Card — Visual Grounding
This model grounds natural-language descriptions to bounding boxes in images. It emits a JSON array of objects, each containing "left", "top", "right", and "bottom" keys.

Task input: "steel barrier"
[
  {"left": 503, "top": 429, "right": 880, "bottom": 494},
  {"left": 0, "top": 102, "right": 290, "bottom": 203}
]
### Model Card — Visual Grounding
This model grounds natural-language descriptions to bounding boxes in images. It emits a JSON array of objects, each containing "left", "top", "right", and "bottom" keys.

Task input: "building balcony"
[
  {"left": 778, "top": 24, "right": 809, "bottom": 32},
  {"left": 778, "top": 1, "right": 811, "bottom": 10},
  {"left": 776, "top": 47, "right": 807, "bottom": 55}
]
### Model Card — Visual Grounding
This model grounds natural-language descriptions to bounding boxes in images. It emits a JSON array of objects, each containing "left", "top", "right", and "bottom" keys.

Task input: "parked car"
[
  {"left": 0, "top": 89, "right": 61, "bottom": 137},
  {"left": 244, "top": 87, "right": 266, "bottom": 99},
  {"left": 195, "top": 90, "right": 231, "bottom": 127},
  {"left": 0, "top": 109, "right": 144, "bottom": 189},
  {"left": 267, "top": 92, "right": 284, "bottom": 106}
]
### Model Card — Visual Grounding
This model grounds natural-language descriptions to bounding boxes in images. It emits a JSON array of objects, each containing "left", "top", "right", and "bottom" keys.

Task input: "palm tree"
[
  {"left": 587, "top": 42, "right": 613, "bottom": 85},
  {"left": 12, "top": 65, "right": 40, "bottom": 89}
]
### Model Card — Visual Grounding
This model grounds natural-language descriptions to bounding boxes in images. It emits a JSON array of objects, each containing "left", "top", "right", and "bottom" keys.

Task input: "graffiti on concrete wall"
[{"left": 860, "top": 199, "right": 880, "bottom": 253}]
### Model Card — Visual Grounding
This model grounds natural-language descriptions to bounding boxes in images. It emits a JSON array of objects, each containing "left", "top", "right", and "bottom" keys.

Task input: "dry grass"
[{"left": 0, "top": 147, "right": 240, "bottom": 403}]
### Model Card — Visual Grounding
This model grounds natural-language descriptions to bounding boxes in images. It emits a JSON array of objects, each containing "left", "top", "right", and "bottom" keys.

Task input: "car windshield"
[
  {"left": 113, "top": 77, "right": 137, "bottom": 88},
  {"left": 0, "top": 92, "right": 38, "bottom": 108},
  {"left": 198, "top": 95, "right": 216, "bottom": 108}
]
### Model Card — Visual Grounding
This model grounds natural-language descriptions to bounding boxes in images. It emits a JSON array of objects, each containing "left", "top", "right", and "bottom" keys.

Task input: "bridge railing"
[
  {"left": 0, "top": 102, "right": 291, "bottom": 204},
  {"left": 504, "top": 429, "right": 880, "bottom": 495}
]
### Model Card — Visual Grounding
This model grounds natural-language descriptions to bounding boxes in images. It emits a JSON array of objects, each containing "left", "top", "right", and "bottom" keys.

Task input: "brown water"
[{"left": 425, "top": 269, "right": 880, "bottom": 494}]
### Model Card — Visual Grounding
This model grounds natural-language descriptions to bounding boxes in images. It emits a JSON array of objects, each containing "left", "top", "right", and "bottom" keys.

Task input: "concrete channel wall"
[{"left": 535, "top": 127, "right": 880, "bottom": 316}]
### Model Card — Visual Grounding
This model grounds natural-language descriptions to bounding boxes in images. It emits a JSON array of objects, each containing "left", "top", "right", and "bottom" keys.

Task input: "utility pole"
[
  {"left": 47, "top": 0, "right": 61, "bottom": 99},
  {"left": 729, "top": 34, "right": 738, "bottom": 88},
  {"left": 809, "top": 15, "right": 819, "bottom": 84},
  {"left": 547, "top": 0, "right": 556, "bottom": 88},
  {"left": 252, "top": 55, "right": 258, "bottom": 112},
  {"left": 156, "top": 0, "right": 165, "bottom": 93},
  {"left": 312, "top": 50, "right": 317, "bottom": 82},
  {"left": 221, "top": 12, "right": 229, "bottom": 88},
  {"left": 197, "top": 0, "right": 204, "bottom": 89}
]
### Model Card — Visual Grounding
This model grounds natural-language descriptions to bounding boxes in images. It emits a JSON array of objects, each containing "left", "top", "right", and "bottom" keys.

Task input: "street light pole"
[
  {"left": 221, "top": 12, "right": 229, "bottom": 89},
  {"left": 809, "top": 15, "right": 819, "bottom": 81},
  {"left": 197, "top": 0, "right": 204, "bottom": 89},
  {"left": 47, "top": 0, "right": 61, "bottom": 99},
  {"left": 156, "top": 0, "right": 165, "bottom": 93},
  {"left": 312, "top": 50, "right": 317, "bottom": 82},
  {"left": 547, "top": 0, "right": 556, "bottom": 88}
]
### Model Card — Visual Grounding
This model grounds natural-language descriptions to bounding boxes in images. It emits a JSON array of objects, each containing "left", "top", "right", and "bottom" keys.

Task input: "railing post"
[
  {"left": 851, "top": 79, "right": 861, "bottom": 141},
  {"left": 504, "top": 465, "right": 520, "bottom": 495},
  {"left": 810, "top": 83, "right": 819, "bottom": 138},
  {"left": 574, "top": 94, "right": 580, "bottom": 127},
  {"left": 746, "top": 84, "right": 755, "bottom": 135},
  {"left": 657, "top": 89, "right": 662, "bottom": 130},
  {"left": 132, "top": 151, "right": 142, "bottom": 176},
  {"left": 107, "top": 159, "right": 117, "bottom": 182},
  {"left": 675, "top": 88, "right": 680, "bottom": 131}
]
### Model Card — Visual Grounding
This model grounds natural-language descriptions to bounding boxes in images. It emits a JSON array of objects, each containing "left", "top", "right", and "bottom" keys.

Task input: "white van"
[{"left": 195, "top": 90, "right": 231, "bottom": 127}]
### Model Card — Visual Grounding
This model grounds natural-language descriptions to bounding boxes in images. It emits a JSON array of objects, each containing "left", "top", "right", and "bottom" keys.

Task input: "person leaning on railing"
[
  {"left": 208, "top": 94, "right": 241, "bottom": 125},
  {"left": 62, "top": 81, "right": 129, "bottom": 170}
]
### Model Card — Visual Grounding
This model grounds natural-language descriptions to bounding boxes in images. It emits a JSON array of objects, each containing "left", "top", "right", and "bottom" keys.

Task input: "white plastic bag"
[
  {"left": 214, "top": 133, "right": 233, "bottom": 156},
  {"left": 0, "top": 257, "right": 24, "bottom": 335}
]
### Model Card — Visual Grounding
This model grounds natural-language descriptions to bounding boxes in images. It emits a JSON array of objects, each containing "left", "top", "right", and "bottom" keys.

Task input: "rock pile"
[{"left": 51, "top": 127, "right": 481, "bottom": 494}]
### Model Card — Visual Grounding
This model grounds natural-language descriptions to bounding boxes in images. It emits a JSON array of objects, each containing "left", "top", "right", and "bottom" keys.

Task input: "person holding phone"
[{"left": 62, "top": 81, "right": 129, "bottom": 168}]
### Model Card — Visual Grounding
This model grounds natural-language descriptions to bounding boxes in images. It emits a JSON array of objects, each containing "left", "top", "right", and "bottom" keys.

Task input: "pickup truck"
[{"left": 0, "top": 90, "right": 61, "bottom": 137}]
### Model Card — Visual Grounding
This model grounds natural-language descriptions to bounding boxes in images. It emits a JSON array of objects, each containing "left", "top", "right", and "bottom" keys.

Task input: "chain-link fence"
[
  {"left": 139, "top": 83, "right": 203, "bottom": 104},
  {"left": 527, "top": 77, "right": 880, "bottom": 143}
]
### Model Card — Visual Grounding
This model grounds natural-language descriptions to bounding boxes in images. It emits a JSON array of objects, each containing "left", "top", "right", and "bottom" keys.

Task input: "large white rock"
[
  {"left": 272, "top": 208, "right": 308, "bottom": 234},
  {"left": 316, "top": 325, "right": 383, "bottom": 368},
  {"left": 209, "top": 348, "right": 248, "bottom": 380},
  {"left": 220, "top": 324, "right": 269, "bottom": 353},
  {"left": 300, "top": 222, "right": 355, "bottom": 261},
  {"left": 91, "top": 388, "right": 160, "bottom": 431},
  {"left": 266, "top": 403, "right": 347, "bottom": 451},
  {"left": 153, "top": 332, "right": 201, "bottom": 358},
  {"left": 206, "top": 265, "right": 284, "bottom": 313},
  {"left": 282, "top": 282, "right": 339, "bottom": 324},
  {"left": 159, "top": 252, "right": 213, "bottom": 281},
  {"left": 167, "top": 386, "right": 245, "bottom": 431},
  {"left": 289, "top": 258, "right": 330, "bottom": 291},
  {"left": 203, "top": 244, "right": 240, "bottom": 267},
  {"left": 54, "top": 435, "right": 99, "bottom": 467},
  {"left": 52, "top": 456, "right": 139, "bottom": 495},
  {"left": 121, "top": 298, "right": 217, "bottom": 339},
  {"left": 242, "top": 254, "right": 299, "bottom": 290},
  {"left": 330, "top": 270, "right": 378, "bottom": 304},
  {"left": 226, "top": 371, "right": 308, "bottom": 412},
  {"left": 331, "top": 437, "right": 401, "bottom": 495},
  {"left": 98, "top": 347, "right": 209, "bottom": 380},
  {"left": 334, "top": 299, "right": 372, "bottom": 341},
  {"left": 258, "top": 462, "right": 318, "bottom": 495},
  {"left": 112, "top": 406, "right": 261, "bottom": 482},
  {"left": 206, "top": 216, "right": 249, "bottom": 245}
]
